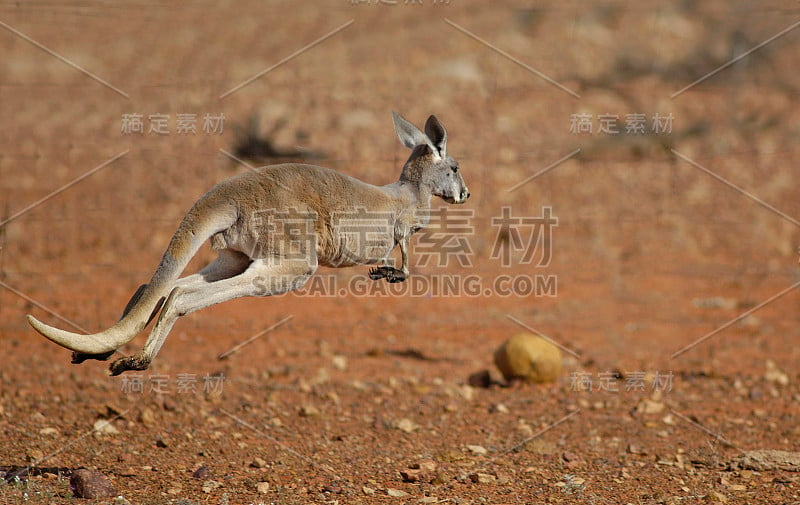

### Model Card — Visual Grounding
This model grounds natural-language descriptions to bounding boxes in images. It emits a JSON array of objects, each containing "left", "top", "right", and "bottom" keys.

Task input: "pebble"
[
  {"left": 493, "top": 333, "right": 562, "bottom": 383},
  {"left": 704, "top": 491, "right": 728, "bottom": 503},
  {"left": 400, "top": 459, "right": 437, "bottom": 483},
  {"left": 470, "top": 472, "right": 497, "bottom": 484},
  {"left": 562, "top": 451, "right": 579, "bottom": 462},
  {"left": 734, "top": 449, "right": 800, "bottom": 471},
  {"left": 139, "top": 408, "right": 156, "bottom": 427},
  {"left": 202, "top": 480, "right": 222, "bottom": 493},
  {"left": 633, "top": 398, "right": 664, "bottom": 415},
  {"left": 322, "top": 482, "right": 343, "bottom": 494},
  {"left": 299, "top": 405, "right": 320, "bottom": 418},
  {"left": 395, "top": 418, "right": 419, "bottom": 433},
  {"left": 69, "top": 469, "right": 116, "bottom": 499},
  {"left": 192, "top": 466, "right": 211, "bottom": 479},
  {"left": 490, "top": 403, "right": 510, "bottom": 414},
  {"left": 627, "top": 444, "right": 647, "bottom": 455},
  {"left": 764, "top": 360, "right": 789, "bottom": 386},
  {"left": 250, "top": 457, "right": 268, "bottom": 469},
  {"left": 467, "top": 444, "right": 488, "bottom": 455},
  {"left": 332, "top": 355, "right": 348, "bottom": 371},
  {"left": 93, "top": 419, "right": 119, "bottom": 435},
  {"left": 386, "top": 488, "right": 409, "bottom": 497},
  {"left": 39, "top": 427, "right": 59, "bottom": 436},
  {"left": 467, "top": 369, "right": 493, "bottom": 388},
  {"left": 256, "top": 481, "right": 270, "bottom": 493}
]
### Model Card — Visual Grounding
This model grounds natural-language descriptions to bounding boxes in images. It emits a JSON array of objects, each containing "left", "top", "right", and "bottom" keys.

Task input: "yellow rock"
[{"left": 494, "top": 334, "right": 562, "bottom": 383}]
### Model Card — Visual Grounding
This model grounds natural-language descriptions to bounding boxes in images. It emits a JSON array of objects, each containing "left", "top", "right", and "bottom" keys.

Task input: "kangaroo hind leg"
[{"left": 109, "top": 256, "right": 315, "bottom": 375}]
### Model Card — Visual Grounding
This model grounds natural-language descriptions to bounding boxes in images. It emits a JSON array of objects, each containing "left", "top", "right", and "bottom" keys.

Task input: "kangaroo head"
[{"left": 392, "top": 111, "right": 470, "bottom": 204}]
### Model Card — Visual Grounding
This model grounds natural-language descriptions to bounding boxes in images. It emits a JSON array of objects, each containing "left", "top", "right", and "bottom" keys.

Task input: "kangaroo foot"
[
  {"left": 109, "top": 354, "right": 151, "bottom": 376},
  {"left": 368, "top": 266, "right": 407, "bottom": 283},
  {"left": 72, "top": 350, "right": 115, "bottom": 364}
]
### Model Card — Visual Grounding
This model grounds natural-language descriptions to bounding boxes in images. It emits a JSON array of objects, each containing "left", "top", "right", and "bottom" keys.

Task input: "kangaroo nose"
[{"left": 461, "top": 189, "right": 470, "bottom": 202}]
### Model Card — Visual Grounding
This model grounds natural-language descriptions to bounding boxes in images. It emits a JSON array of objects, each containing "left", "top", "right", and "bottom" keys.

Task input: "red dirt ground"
[{"left": 1, "top": 1, "right": 799, "bottom": 504}]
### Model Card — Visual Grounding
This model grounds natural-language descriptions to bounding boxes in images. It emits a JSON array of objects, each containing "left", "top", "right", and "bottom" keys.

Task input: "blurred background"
[{"left": 1, "top": 0, "right": 799, "bottom": 375}]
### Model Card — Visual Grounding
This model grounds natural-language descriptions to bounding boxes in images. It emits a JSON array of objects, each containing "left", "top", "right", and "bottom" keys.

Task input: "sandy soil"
[{"left": 1, "top": 1, "right": 799, "bottom": 503}]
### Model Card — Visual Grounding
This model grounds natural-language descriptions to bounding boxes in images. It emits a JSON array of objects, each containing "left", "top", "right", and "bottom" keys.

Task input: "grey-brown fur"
[{"left": 27, "top": 112, "right": 469, "bottom": 375}]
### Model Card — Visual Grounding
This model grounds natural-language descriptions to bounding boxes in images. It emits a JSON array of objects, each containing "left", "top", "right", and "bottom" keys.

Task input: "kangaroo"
[{"left": 27, "top": 112, "right": 470, "bottom": 375}]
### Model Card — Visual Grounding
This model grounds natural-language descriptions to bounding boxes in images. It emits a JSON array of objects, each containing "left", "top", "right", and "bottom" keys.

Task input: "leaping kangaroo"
[{"left": 27, "top": 112, "right": 470, "bottom": 375}]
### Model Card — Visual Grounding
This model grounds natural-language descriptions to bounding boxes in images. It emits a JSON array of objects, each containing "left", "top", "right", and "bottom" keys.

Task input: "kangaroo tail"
[{"left": 27, "top": 196, "right": 238, "bottom": 355}]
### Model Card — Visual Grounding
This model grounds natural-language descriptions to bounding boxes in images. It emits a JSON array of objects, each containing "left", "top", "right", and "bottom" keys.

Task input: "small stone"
[
  {"left": 332, "top": 355, "right": 347, "bottom": 371},
  {"left": 250, "top": 457, "right": 267, "bottom": 469},
  {"left": 633, "top": 398, "right": 664, "bottom": 415},
  {"left": 493, "top": 333, "right": 562, "bottom": 383},
  {"left": 395, "top": 418, "right": 419, "bottom": 433},
  {"left": 400, "top": 460, "right": 437, "bottom": 484},
  {"left": 704, "top": 491, "right": 728, "bottom": 503},
  {"left": 764, "top": 360, "right": 789, "bottom": 386},
  {"left": 562, "top": 451, "right": 579, "bottom": 462},
  {"left": 400, "top": 468, "right": 424, "bottom": 483},
  {"left": 362, "top": 486, "right": 376, "bottom": 495},
  {"left": 467, "top": 369, "right": 493, "bottom": 388},
  {"left": 469, "top": 472, "right": 496, "bottom": 484},
  {"left": 192, "top": 466, "right": 211, "bottom": 479},
  {"left": 93, "top": 419, "right": 119, "bottom": 435},
  {"left": 202, "top": 480, "right": 222, "bottom": 493},
  {"left": 735, "top": 449, "right": 800, "bottom": 471},
  {"left": 627, "top": 444, "right": 647, "bottom": 455},
  {"left": 386, "top": 488, "right": 409, "bottom": 497},
  {"left": 323, "top": 482, "right": 344, "bottom": 494},
  {"left": 468, "top": 445, "right": 488, "bottom": 455},
  {"left": 299, "top": 405, "right": 320, "bottom": 418},
  {"left": 39, "top": 427, "right": 58, "bottom": 436},
  {"left": 490, "top": 403, "right": 510, "bottom": 414},
  {"left": 69, "top": 469, "right": 116, "bottom": 499},
  {"left": 139, "top": 408, "right": 156, "bottom": 427},
  {"left": 256, "top": 481, "right": 270, "bottom": 493},
  {"left": 413, "top": 459, "right": 437, "bottom": 473}
]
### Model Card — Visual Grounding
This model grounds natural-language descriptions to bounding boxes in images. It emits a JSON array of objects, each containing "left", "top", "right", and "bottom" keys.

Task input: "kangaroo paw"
[
  {"left": 368, "top": 266, "right": 388, "bottom": 280},
  {"left": 386, "top": 269, "right": 406, "bottom": 283},
  {"left": 72, "top": 350, "right": 115, "bottom": 364},
  {"left": 109, "top": 354, "right": 151, "bottom": 376},
  {"left": 368, "top": 266, "right": 406, "bottom": 283}
]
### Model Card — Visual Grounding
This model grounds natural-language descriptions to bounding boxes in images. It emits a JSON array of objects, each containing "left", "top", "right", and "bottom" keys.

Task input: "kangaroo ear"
[
  {"left": 392, "top": 111, "right": 427, "bottom": 150},
  {"left": 408, "top": 143, "right": 433, "bottom": 161},
  {"left": 424, "top": 115, "right": 447, "bottom": 156}
]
